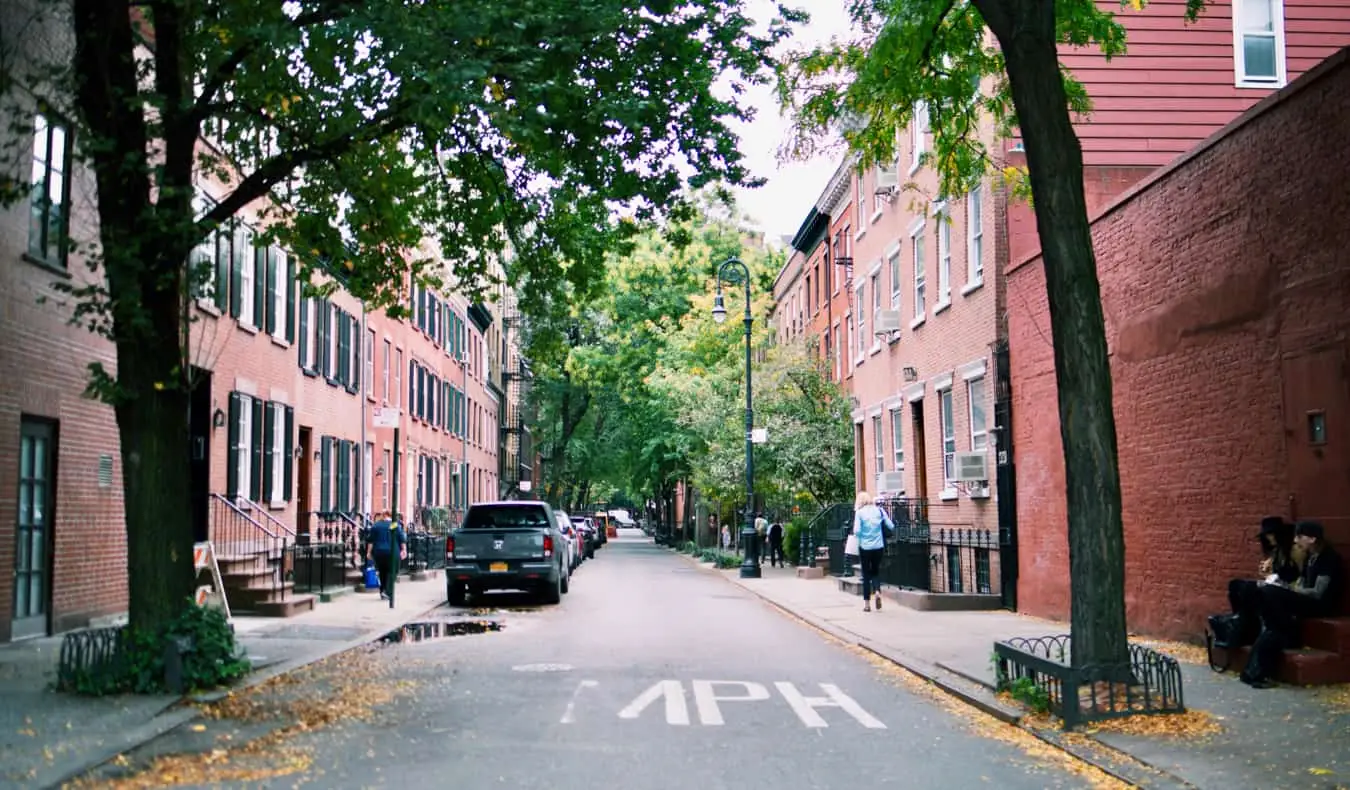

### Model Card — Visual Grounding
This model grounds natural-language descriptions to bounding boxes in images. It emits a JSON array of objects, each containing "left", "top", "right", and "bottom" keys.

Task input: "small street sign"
[{"left": 373, "top": 407, "right": 401, "bottom": 428}]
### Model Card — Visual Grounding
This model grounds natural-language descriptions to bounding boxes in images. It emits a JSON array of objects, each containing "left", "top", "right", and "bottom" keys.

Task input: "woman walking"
[{"left": 853, "top": 492, "right": 894, "bottom": 612}]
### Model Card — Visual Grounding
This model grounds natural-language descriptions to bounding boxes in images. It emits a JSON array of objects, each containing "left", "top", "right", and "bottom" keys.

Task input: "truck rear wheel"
[
  {"left": 448, "top": 582, "right": 468, "bottom": 607},
  {"left": 541, "top": 573, "right": 562, "bottom": 605}
]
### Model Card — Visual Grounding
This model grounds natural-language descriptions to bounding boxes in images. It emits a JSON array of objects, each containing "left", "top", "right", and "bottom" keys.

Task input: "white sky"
[{"left": 728, "top": 1, "right": 854, "bottom": 243}]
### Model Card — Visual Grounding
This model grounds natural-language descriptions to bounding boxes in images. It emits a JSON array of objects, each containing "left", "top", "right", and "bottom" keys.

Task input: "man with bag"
[{"left": 364, "top": 511, "right": 407, "bottom": 601}]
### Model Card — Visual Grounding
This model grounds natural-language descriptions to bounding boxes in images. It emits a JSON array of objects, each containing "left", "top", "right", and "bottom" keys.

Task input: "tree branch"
[
  {"left": 190, "top": 1, "right": 366, "bottom": 128},
  {"left": 199, "top": 96, "right": 415, "bottom": 234}
]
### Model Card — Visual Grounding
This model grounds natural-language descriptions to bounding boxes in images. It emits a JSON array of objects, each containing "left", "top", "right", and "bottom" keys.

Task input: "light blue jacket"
[{"left": 853, "top": 504, "right": 893, "bottom": 552}]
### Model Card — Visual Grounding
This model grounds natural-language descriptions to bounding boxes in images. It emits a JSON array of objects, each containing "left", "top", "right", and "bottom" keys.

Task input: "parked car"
[
  {"left": 554, "top": 509, "right": 581, "bottom": 572},
  {"left": 444, "top": 501, "right": 569, "bottom": 606},
  {"left": 570, "top": 516, "right": 597, "bottom": 559}
]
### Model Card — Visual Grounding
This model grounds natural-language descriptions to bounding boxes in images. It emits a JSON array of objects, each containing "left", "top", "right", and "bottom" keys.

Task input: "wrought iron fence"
[
  {"left": 994, "top": 635, "right": 1185, "bottom": 729},
  {"left": 879, "top": 526, "right": 996, "bottom": 595},
  {"left": 405, "top": 529, "right": 449, "bottom": 573},
  {"left": 290, "top": 541, "right": 349, "bottom": 594},
  {"left": 301, "top": 511, "right": 367, "bottom": 573}
]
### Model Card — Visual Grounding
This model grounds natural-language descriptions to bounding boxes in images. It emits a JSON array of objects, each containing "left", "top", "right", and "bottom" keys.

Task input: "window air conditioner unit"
[
  {"left": 954, "top": 452, "right": 989, "bottom": 482},
  {"left": 876, "top": 470, "right": 905, "bottom": 493},
  {"left": 874, "top": 165, "right": 899, "bottom": 194},
  {"left": 874, "top": 309, "right": 902, "bottom": 335}
]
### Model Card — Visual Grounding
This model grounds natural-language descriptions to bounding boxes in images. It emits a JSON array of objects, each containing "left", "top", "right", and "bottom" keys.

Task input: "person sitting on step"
[{"left": 1222, "top": 516, "right": 1303, "bottom": 648}]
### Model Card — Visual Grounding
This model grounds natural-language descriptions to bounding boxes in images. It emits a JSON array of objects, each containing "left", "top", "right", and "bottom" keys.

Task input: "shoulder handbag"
[{"left": 844, "top": 532, "right": 860, "bottom": 556}]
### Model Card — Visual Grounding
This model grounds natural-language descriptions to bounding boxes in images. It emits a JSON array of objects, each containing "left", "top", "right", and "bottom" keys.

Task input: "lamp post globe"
[{"left": 712, "top": 291, "right": 727, "bottom": 324}]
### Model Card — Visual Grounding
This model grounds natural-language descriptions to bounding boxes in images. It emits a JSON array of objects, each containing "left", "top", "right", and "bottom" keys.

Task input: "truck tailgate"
[{"left": 454, "top": 528, "right": 544, "bottom": 565}]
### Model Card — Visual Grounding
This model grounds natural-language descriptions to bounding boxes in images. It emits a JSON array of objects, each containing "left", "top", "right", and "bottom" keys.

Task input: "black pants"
[
  {"left": 859, "top": 548, "right": 884, "bottom": 599},
  {"left": 1226, "top": 578, "right": 1264, "bottom": 646},
  {"left": 769, "top": 539, "right": 784, "bottom": 566},
  {"left": 372, "top": 551, "right": 393, "bottom": 596},
  {"left": 1242, "top": 584, "right": 1328, "bottom": 681}
]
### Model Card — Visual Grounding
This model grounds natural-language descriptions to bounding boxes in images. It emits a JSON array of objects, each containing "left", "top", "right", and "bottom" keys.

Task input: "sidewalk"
[
  {"left": 703, "top": 559, "right": 1350, "bottom": 790},
  {"left": 0, "top": 574, "right": 446, "bottom": 790}
]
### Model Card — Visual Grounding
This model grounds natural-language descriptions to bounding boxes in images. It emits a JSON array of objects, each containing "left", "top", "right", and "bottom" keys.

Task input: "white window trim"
[
  {"left": 269, "top": 402, "right": 285, "bottom": 506},
  {"left": 235, "top": 395, "right": 253, "bottom": 497},
  {"left": 382, "top": 337, "right": 391, "bottom": 403},
  {"left": 364, "top": 328, "right": 376, "bottom": 398},
  {"left": 888, "top": 402, "right": 905, "bottom": 477},
  {"left": 909, "top": 100, "right": 928, "bottom": 176},
  {"left": 964, "top": 186, "right": 985, "bottom": 294},
  {"left": 909, "top": 217, "right": 927, "bottom": 328},
  {"left": 1232, "top": 0, "right": 1287, "bottom": 88},
  {"left": 854, "top": 285, "right": 866, "bottom": 365},
  {"left": 238, "top": 230, "right": 256, "bottom": 329},
  {"left": 967, "top": 376, "right": 989, "bottom": 453},
  {"left": 872, "top": 414, "right": 886, "bottom": 474},
  {"left": 869, "top": 267, "right": 883, "bottom": 354},
  {"left": 270, "top": 248, "right": 287, "bottom": 341},
  {"left": 832, "top": 321, "right": 842, "bottom": 381},
  {"left": 936, "top": 383, "right": 958, "bottom": 500},
  {"left": 934, "top": 203, "right": 952, "bottom": 313}
]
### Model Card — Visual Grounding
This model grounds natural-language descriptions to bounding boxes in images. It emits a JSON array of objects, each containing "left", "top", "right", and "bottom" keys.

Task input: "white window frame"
[
  {"left": 845, "top": 311, "right": 855, "bottom": 369},
  {"left": 869, "top": 270, "right": 881, "bottom": 352},
  {"left": 382, "top": 338, "right": 391, "bottom": 403},
  {"left": 935, "top": 202, "right": 952, "bottom": 310},
  {"left": 363, "top": 441, "right": 374, "bottom": 514},
  {"left": 856, "top": 171, "right": 867, "bottom": 235},
  {"left": 910, "top": 218, "right": 927, "bottom": 327},
  {"left": 965, "top": 186, "right": 984, "bottom": 293},
  {"left": 854, "top": 283, "right": 866, "bottom": 362},
  {"left": 938, "top": 385, "right": 957, "bottom": 495},
  {"left": 238, "top": 228, "right": 256, "bottom": 328},
  {"left": 909, "top": 100, "right": 929, "bottom": 175},
  {"left": 832, "top": 322, "right": 842, "bottom": 381},
  {"left": 967, "top": 376, "right": 989, "bottom": 452},
  {"left": 381, "top": 448, "right": 391, "bottom": 508},
  {"left": 270, "top": 248, "right": 287, "bottom": 340},
  {"left": 394, "top": 348, "right": 403, "bottom": 408},
  {"left": 269, "top": 402, "right": 285, "bottom": 505},
  {"left": 886, "top": 243, "right": 902, "bottom": 309},
  {"left": 889, "top": 405, "right": 905, "bottom": 475},
  {"left": 365, "top": 328, "right": 376, "bottom": 398},
  {"left": 872, "top": 415, "right": 885, "bottom": 474},
  {"left": 235, "top": 395, "right": 253, "bottom": 496},
  {"left": 1232, "top": 0, "right": 1286, "bottom": 88}
]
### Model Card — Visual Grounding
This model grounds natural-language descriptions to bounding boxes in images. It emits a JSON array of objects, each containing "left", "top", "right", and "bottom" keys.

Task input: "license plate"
[{"left": 489, "top": 562, "right": 508, "bottom": 573}]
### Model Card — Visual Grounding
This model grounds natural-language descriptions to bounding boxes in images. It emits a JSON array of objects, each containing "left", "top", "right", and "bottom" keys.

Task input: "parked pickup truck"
[{"left": 444, "top": 501, "right": 569, "bottom": 606}]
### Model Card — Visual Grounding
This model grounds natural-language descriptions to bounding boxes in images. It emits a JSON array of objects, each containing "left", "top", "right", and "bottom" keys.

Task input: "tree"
[
  {"left": 2, "top": 0, "right": 797, "bottom": 634},
  {"left": 777, "top": 0, "right": 1202, "bottom": 674}
]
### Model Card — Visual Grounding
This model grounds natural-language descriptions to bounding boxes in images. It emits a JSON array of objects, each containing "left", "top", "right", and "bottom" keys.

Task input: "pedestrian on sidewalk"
[
  {"left": 853, "top": 492, "right": 894, "bottom": 612},
  {"left": 768, "top": 521, "right": 785, "bottom": 567},
  {"left": 365, "top": 510, "right": 407, "bottom": 601}
]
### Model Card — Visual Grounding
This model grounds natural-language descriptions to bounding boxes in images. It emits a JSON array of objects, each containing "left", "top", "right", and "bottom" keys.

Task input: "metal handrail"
[
  {"left": 210, "top": 493, "right": 276, "bottom": 539},
  {"left": 233, "top": 495, "right": 296, "bottom": 538}
]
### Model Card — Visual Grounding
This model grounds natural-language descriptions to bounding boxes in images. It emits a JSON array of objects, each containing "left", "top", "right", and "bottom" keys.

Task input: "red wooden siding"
[{"left": 1044, "top": 0, "right": 1350, "bottom": 168}]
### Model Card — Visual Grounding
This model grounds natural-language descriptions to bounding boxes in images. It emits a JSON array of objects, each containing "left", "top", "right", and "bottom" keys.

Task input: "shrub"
[{"left": 783, "top": 517, "right": 810, "bottom": 565}]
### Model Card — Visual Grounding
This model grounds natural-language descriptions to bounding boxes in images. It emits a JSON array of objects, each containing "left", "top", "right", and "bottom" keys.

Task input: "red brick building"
[{"left": 1007, "top": 47, "right": 1350, "bottom": 637}]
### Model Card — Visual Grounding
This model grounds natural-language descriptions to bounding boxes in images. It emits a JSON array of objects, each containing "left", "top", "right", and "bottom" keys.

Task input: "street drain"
[{"left": 379, "top": 620, "right": 503, "bottom": 644}]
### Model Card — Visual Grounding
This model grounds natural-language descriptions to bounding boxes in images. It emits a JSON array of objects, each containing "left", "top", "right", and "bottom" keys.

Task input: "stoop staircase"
[
  {"left": 209, "top": 494, "right": 316, "bottom": 617},
  {"left": 1225, "top": 617, "right": 1350, "bottom": 684}
]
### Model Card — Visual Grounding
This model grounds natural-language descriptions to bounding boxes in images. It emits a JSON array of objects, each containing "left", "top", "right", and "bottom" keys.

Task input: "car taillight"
[
  {"left": 542, "top": 535, "right": 554, "bottom": 558},
  {"left": 445, "top": 536, "right": 455, "bottom": 560}
]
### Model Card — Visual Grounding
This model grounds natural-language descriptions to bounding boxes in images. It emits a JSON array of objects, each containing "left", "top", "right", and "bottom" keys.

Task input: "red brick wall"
[{"left": 1006, "top": 48, "right": 1350, "bottom": 638}]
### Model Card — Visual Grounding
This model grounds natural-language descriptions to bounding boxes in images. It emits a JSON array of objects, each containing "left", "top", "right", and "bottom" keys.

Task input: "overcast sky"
[{"left": 727, "top": 1, "right": 854, "bottom": 243}]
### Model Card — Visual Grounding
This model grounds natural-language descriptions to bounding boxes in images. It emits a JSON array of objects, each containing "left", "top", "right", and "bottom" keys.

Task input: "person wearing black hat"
[
  {"left": 1219, "top": 517, "right": 1302, "bottom": 648},
  {"left": 1240, "top": 521, "right": 1343, "bottom": 688}
]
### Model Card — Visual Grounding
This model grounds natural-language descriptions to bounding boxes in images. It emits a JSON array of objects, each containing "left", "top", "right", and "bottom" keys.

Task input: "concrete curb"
[
  {"left": 672, "top": 549, "right": 1198, "bottom": 790},
  {"left": 42, "top": 596, "right": 447, "bottom": 790}
]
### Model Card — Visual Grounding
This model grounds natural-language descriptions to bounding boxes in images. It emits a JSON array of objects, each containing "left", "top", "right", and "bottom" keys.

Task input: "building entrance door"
[{"left": 12, "top": 418, "right": 57, "bottom": 640}]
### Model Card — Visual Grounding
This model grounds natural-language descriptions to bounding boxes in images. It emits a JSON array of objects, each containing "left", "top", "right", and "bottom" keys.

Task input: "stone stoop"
[
  {"left": 1224, "top": 617, "right": 1350, "bottom": 685},
  {"left": 217, "top": 552, "right": 317, "bottom": 618}
]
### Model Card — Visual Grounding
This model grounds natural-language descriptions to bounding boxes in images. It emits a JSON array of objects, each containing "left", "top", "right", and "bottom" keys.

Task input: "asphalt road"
[{"left": 83, "top": 532, "right": 1105, "bottom": 789}]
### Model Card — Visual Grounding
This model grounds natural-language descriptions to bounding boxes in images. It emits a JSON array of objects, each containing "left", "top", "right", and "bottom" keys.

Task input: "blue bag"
[{"left": 363, "top": 564, "right": 380, "bottom": 589}]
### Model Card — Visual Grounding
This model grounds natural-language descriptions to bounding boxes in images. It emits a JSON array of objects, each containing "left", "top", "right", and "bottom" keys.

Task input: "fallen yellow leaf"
[
  {"left": 190, "top": 724, "right": 206, "bottom": 732},
  {"left": 1309, "top": 767, "right": 1335, "bottom": 776}
]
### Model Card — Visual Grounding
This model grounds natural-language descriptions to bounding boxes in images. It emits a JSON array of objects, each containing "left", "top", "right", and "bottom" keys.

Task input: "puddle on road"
[{"left": 378, "top": 620, "right": 503, "bottom": 645}]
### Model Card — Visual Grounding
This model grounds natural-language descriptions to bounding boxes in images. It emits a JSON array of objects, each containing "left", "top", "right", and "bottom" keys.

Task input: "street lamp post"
[{"left": 712, "top": 256, "right": 761, "bottom": 579}]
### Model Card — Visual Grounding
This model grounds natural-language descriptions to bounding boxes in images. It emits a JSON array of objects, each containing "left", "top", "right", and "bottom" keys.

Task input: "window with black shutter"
[
  {"left": 249, "top": 397, "right": 264, "bottom": 501},
  {"left": 408, "top": 360, "right": 416, "bottom": 413},
  {"left": 349, "top": 313, "right": 361, "bottom": 394},
  {"left": 336, "top": 311, "right": 349, "bottom": 385},
  {"left": 351, "top": 442, "right": 361, "bottom": 513},
  {"left": 298, "top": 296, "right": 311, "bottom": 373},
  {"left": 283, "top": 406, "right": 295, "bottom": 500},
  {"left": 428, "top": 374, "right": 437, "bottom": 428},
  {"left": 227, "top": 392, "right": 243, "bottom": 497},
  {"left": 319, "top": 300, "right": 331, "bottom": 378},
  {"left": 252, "top": 246, "right": 267, "bottom": 332},
  {"left": 336, "top": 440, "right": 349, "bottom": 511},
  {"left": 262, "top": 403, "right": 276, "bottom": 503},
  {"left": 285, "top": 255, "right": 297, "bottom": 343},
  {"left": 417, "top": 365, "right": 426, "bottom": 420},
  {"left": 319, "top": 436, "right": 332, "bottom": 512},
  {"left": 264, "top": 247, "right": 278, "bottom": 336}
]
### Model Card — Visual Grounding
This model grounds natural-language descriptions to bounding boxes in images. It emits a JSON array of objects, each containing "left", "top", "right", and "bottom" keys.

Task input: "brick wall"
[{"left": 1006, "top": 47, "right": 1350, "bottom": 637}]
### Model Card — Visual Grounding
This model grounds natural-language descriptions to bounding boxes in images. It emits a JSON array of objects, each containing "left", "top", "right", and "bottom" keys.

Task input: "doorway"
[
  {"left": 13, "top": 418, "right": 57, "bottom": 640},
  {"left": 297, "top": 427, "right": 312, "bottom": 539},
  {"left": 911, "top": 399, "right": 929, "bottom": 499},
  {"left": 188, "top": 368, "right": 212, "bottom": 543},
  {"left": 854, "top": 421, "right": 866, "bottom": 491},
  {"left": 1282, "top": 345, "right": 1350, "bottom": 548}
]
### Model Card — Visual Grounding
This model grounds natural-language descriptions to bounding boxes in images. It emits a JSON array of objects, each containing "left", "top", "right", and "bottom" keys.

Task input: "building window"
[
  {"left": 382, "top": 338, "right": 391, "bottom": 402},
  {"left": 890, "top": 407, "right": 904, "bottom": 473},
  {"left": 939, "top": 387, "right": 956, "bottom": 486},
  {"left": 381, "top": 448, "right": 391, "bottom": 508},
  {"left": 888, "top": 248, "right": 901, "bottom": 309},
  {"left": 238, "top": 228, "right": 256, "bottom": 328},
  {"left": 394, "top": 348, "right": 403, "bottom": 408},
  {"left": 365, "top": 329, "right": 376, "bottom": 398},
  {"left": 967, "top": 187, "right": 984, "bottom": 287},
  {"left": 872, "top": 415, "right": 885, "bottom": 474},
  {"left": 28, "top": 114, "right": 71, "bottom": 266},
  {"left": 845, "top": 312, "right": 854, "bottom": 367},
  {"left": 937, "top": 207, "right": 952, "bottom": 305},
  {"left": 1233, "top": 0, "right": 1284, "bottom": 85},
  {"left": 269, "top": 248, "right": 287, "bottom": 340},
  {"left": 856, "top": 170, "right": 866, "bottom": 227},
  {"left": 870, "top": 272, "right": 880, "bottom": 346},
  {"left": 968, "top": 377, "right": 988, "bottom": 452},
  {"left": 269, "top": 402, "right": 285, "bottom": 503},
  {"left": 854, "top": 284, "right": 866, "bottom": 358},
  {"left": 912, "top": 222, "right": 927, "bottom": 320},
  {"left": 227, "top": 392, "right": 254, "bottom": 500},
  {"left": 910, "top": 101, "right": 928, "bottom": 173},
  {"left": 363, "top": 442, "right": 374, "bottom": 514}
]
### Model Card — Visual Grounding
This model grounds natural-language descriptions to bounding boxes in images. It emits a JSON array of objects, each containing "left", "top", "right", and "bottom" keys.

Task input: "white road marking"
[
  {"left": 559, "top": 679, "right": 599, "bottom": 724},
  {"left": 775, "top": 681, "right": 887, "bottom": 729},
  {"left": 690, "top": 680, "right": 770, "bottom": 726},
  {"left": 618, "top": 680, "right": 690, "bottom": 725}
]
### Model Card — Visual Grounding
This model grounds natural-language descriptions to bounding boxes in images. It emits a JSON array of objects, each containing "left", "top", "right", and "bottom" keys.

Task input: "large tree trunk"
[
  {"left": 74, "top": 0, "right": 196, "bottom": 634},
  {"left": 976, "top": 0, "right": 1130, "bottom": 673}
]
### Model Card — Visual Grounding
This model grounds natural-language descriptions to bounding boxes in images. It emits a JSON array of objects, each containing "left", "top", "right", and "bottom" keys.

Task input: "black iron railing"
[
  {"left": 233, "top": 495, "right": 297, "bottom": 539},
  {"left": 879, "top": 526, "right": 996, "bottom": 595},
  {"left": 302, "top": 510, "right": 368, "bottom": 572},
  {"left": 806, "top": 503, "right": 853, "bottom": 575},
  {"left": 210, "top": 493, "right": 289, "bottom": 603},
  {"left": 290, "top": 541, "right": 349, "bottom": 594},
  {"left": 405, "top": 528, "right": 449, "bottom": 573}
]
